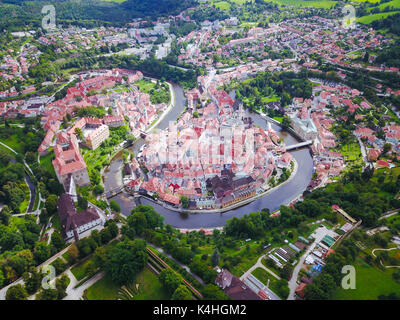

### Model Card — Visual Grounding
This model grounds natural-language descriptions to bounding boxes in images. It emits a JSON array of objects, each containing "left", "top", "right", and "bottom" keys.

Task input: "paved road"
[
  {"left": 240, "top": 254, "right": 282, "bottom": 300},
  {"left": 63, "top": 272, "right": 105, "bottom": 300},
  {"left": 240, "top": 254, "right": 281, "bottom": 282},
  {"left": 0, "top": 141, "right": 43, "bottom": 214},
  {"left": 379, "top": 209, "right": 399, "bottom": 220},
  {"left": 357, "top": 136, "right": 369, "bottom": 166},
  {"left": 287, "top": 226, "right": 336, "bottom": 300},
  {"left": 372, "top": 247, "right": 400, "bottom": 269}
]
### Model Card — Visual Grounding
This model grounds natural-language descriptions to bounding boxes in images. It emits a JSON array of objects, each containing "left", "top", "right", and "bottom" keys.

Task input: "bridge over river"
[{"left": 286, "top": 140, "right": 313, "bottom": 151}]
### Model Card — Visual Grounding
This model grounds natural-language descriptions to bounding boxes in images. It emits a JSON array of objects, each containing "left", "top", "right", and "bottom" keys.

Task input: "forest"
[
  {"left": 371, "top": 13, "right": 400, "bottom": 36},
  {"left": 0, "top": 0, "right": 198, "bottom": 30}
]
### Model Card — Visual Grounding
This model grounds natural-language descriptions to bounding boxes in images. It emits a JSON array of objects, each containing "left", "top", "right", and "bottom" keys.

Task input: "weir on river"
[{"left": 103, "top": 83, "right": 314, "bottom": 229}]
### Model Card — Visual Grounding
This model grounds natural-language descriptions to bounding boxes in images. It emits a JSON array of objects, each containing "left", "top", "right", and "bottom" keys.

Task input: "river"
[{"left": 104, "top": 84, "right": 314, "bottom": 229}]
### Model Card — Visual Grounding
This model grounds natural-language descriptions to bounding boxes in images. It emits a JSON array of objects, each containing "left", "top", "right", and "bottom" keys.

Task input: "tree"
[
  {"left": 77, "top": 195, "right": 88, "bottom": 210},
  {"left": 0, "top": 269, "right": 4, "bottom": 288},
  {"left": 33, "top": 241, "right": 51, "bottom": 264},
  {"left": 56, "top": 274, "right": 70, "bottom": 299},
  {"left": 105, "top": 219, "right": 119, "bottom": 238},
  {"left": 23, "top": 267, "right": 42, "bottom": 295},
  {"left": 305, "top": 273, "right": 336, "bottom": 300},
  {"left": 93, "top": 246, "right": 108, "bottom": 269},
  {"left": 6, "top": 284, "right": 28, "bottom": 300},
  {"left": 0, "top": 205, "right": 11, "bottom": 226},
  {"left": 172, "top": 284, "right": 192, "bottom": 300},
  {"left": 159, "top": 268, "right": 181, "bottom": 294},
  {"left": 201, "top": 284, "right": 227, "bottom": 300},
  {"left": 52, "top": 258, "right": 67, "bottom": 275},
  {"left": 36, "top": 288, "right": 59, "bottom": 300},
  {"left": 7, "top": 250, "right": 34, "bottom": 277},
  {"left": 280, "top": 265, "right": 293, "bottom": 280},
  {"left": 66, "top": 244, "right": 79, "bottom": 264},
  {"left": 51, "top": 231, "right": 65, "bottom": 252},
  {"left": 180, "top": 195, "right": 189, "bottom": 208},
  {"left": 105, "top": 239, "right": 147, "bottom": 285},
  {"left": 393, "top": 269, "right": 400, "bottom": 283},
  {"left": 211, "top": 249, "right": 220, "bottom": 267},
  {"left": 44, "top": 194, "right": 58, "bottom": 216},
  {"left": 93, "top": 184, "right": 105, "bottom": 195},
  {"left": 100, "top": 228, "right": 112, "bottom": 245},
  {"left": 85, "top": 260, "right": 98, "bottom": 278},
  {"left": 281, "top": 116, "right": 292, "bottom": 129}
]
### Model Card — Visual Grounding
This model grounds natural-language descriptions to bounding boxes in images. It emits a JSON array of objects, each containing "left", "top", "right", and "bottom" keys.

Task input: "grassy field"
[
  {"left": 85, "top": 267, "right": 169, "bottom": 300},
  {"left": 370, "top": 167, "right": 400, "bottom": 184},
  {"left": 333, "top": 258, "right": 400, "bottom": 299},
  {"left": 337, "top": 142, "right": 361, "bottom": 162},
  {"left": 366, "top": 0, "right": 400, "bottom": 12},
  {"left": 39, "top": 151, "right": 56, "bottom": 176},
  {"left": 71, "top": 260, "right": 91, "bottom": 281},
  {"left": 135, "top": 79, "right": 170, "bottom": 104},
  {"left": 263, "top": 0, "right": 337, "bottom": 9},
  {"left": 19, "top": 183, "right": 30, "bottom": 213},
  {"left": 0, "top": 134, "right": 23, "bottom": 154},
  {"left": 357, "top": 11, "right": 400, "bottom": 24},
  {"left": 85, "top": 274, "right": 120, "bottom": 300},
  {"left": 212, "top": 1, "right": 231, "bottom": 10},
  {"left": 130, "top": 267, "right": 170, "bottom": 300},
  {"left": 273, "top": 116, "right": 283, "bottom": 122}
]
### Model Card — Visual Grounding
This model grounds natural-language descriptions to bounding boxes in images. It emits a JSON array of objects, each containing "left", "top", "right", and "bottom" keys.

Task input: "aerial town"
[{"left": 0, "top": 0, "right": 399, "bottom": 307}]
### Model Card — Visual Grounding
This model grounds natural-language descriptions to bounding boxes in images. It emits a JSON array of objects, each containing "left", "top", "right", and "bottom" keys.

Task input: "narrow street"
[
  {"left": 240, "top": 254, "right": 281, "bottom": 282},
  {"left": 287, "top": 226, "right": 336, "bottom": 300}
]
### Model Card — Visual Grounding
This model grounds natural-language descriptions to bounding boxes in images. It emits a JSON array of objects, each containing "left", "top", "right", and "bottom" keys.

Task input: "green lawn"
[
  {"left": 357, "top": 11, "right": 400, "bottom": 24},
  {"left": 212, "top": 1, "right": 231, "bottom": 10},
  {"left": 71, "top": 260, "right": 90, "bottom": 281},
  {"left": 39, "top": 151, "right": 56, "bottom": 176},
  {"left": 134, "top": 79, "right": 170, "bottom": 104},
  {"left": 229, "top": 243, "right": 263, "bottom": 277},
  {"left": 19, "top": 183, "right": 30, "bottom": 213},
  {"left": 366, "top": 0, "right": 400, "bottom": 12},
  {"left": 331, "top": 141, "right": 362, "bottom": 166},
  {"left": 333, "top": 258, "right": 400, "bottom": 299},
  {"left": 85, "top": 274, "right": 120, "bottom": 300},
  {"left": 131, "top": 267, "right": 170, "bottom": 300},
  {"left": 62, "top": 251, "right": 70, "bottom": 262},
  {"left": 0, "top": 134, "right": 23, "bottom": 154},
  {"left": 86, "top": 267, "right": 170, "bottom": 300},
  {"left": 261, "top": 95, "right": 280, "bottom": 103},
  {"left": 370, "top": 167, "right": 400, "bottom": 184},
  {"left": 264, "top": 0, "right": 337, "bottom": 8}
]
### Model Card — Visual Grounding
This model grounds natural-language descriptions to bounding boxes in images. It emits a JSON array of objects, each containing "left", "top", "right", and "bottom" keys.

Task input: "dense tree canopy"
[{"left": 105, "top": 239, "right": 147, "bottom": 285}]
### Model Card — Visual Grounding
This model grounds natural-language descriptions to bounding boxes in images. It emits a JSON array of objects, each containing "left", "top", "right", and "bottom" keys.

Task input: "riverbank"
[{"left": 144, "top": 80, "right": 175, "bottom": 133}]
